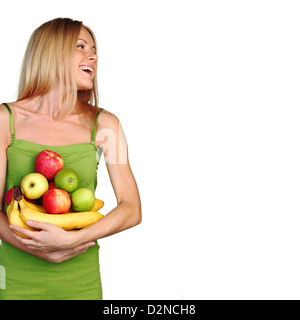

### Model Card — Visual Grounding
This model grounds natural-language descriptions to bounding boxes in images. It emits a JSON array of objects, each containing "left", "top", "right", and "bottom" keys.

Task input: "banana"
[
  {"left": 23, "top": 198, "right": 104, "bottom": 213},
  {"left": 6, "top": 198, "right": 15, "bottom": 219},
  {"left": 90, "top": 199, "right": 104, "bottom": 211},
  {"left": 23, "top": 199, "right": 47, "bottom": 213},
  {"left": 8, "top": 200, "right": 35, "bottom": 237},
  {"left": 19, "top": 197, "right": 104, "bottom": 230},
  {"left": 6, "top": 188, "right": 35, "bottom": 238}
]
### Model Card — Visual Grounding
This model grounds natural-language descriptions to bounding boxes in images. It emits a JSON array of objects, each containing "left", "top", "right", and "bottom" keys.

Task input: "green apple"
[
  {"left": 21, "top": 173, "right": 49, "bottom": 199},
  {"left": 54, "top": 168, "right": 79, "bottom": 193},
  {"left": 71, "top": 188, "right": 95, "bottom": 211}
]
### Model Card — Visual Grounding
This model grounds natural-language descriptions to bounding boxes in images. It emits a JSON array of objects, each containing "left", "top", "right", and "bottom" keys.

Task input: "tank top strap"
[
  {"left": 2, "top": 103, "right": 15, "bottom": 140},
  {"left": 91, "top": 108, "right": 104, "bottom": 144}
]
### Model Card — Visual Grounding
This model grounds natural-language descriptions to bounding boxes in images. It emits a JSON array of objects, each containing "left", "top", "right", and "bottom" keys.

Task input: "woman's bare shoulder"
[
  {"left": 0, "top": 103, "right": 12, "bottom": 145},
  {"left": 0, "top": 101, "right": 24, "bottom": 123},
  {"left": 0, "top": 100, "right": 29, "bottom": 115},
  {"left": 0, "top": 102, "right": 11, "bottom": 124},
  {"left": 94, "top": 109, "right": 122, "bottom": 149},
  {"left": 98, "top": 108, "right": 120, "bottom": 129}
]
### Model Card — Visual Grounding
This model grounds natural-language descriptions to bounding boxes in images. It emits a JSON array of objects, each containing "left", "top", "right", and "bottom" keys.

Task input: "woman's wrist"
[{"left": 66, "top": 228, "right": 93, "bottom": 248}]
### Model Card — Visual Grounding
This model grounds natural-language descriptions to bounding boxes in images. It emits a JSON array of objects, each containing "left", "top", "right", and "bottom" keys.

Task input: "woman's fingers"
[
  {"left": 10, "top": 221, "right": 60, "bottom": 238},
  {"left": 72, "top": 241, "right": 96, "bottom": 254},
  {"left": 67, "top": 241, "right": 96, "bottom": 258},
  {"left": 10, "top": 222, "right": 96, "bottom": 258},
  {"left": 34, "top": 241, "right": 96, "bottom": 263},
  {"left": 26, "top": 220, "right": 55, "bottom": 231},
  {"left": 9, "top": 224, "right": 39, "bottom": 239},
  {"left": 12, "top": 231, "right": 37, "bottom": 247}
]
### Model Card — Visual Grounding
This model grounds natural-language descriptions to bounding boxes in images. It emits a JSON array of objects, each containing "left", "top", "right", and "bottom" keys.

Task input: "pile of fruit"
[{"left": 6, "top": 150, "right": 104, "bottom": 237}]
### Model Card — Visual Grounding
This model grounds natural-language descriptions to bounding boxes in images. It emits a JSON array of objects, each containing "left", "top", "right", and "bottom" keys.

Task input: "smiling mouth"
[{"left": 80, "top": 65, "right": 94, "bottom": 76}]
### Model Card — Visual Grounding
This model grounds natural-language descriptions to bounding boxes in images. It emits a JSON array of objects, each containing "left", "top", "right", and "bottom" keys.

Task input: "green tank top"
[{"left": 0, "top": 103, "right": 103, "bottom": 300}]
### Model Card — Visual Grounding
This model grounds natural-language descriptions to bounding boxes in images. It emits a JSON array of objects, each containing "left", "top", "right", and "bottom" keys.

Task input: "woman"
[{"left": 0, "top": 18, "right": 142, "bottom": 300}]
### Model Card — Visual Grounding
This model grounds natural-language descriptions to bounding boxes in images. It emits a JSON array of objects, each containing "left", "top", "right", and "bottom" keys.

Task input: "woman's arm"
[
  {"left": 0, "top": 106, "right": 33, "bottom": 252},
  {"left": 75, "top": 162, "right": 141, "bottom": 244},
  {"left": 74, "top": 111, "right": 142, "bottom": 243}
]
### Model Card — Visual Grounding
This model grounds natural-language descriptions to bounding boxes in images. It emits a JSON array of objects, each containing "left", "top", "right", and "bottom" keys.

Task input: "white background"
[{"left": 1, "top": 0, "right": 300, "bottom": 300}]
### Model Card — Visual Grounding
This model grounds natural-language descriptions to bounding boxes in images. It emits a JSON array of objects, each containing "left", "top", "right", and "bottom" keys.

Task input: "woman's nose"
[{"left": 88, "top": 52, "right": 98, "bottom": 62}]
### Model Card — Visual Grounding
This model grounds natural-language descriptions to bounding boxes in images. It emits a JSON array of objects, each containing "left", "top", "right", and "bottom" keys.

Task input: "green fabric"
[
  {"left": 91, "top": 109, "right": 101, "bottom": 144},
  {"left": 3, "top": 103, "right": 15, "bottom": 139},
  {"left": 0, "top": 103, "right": 103, "bottom": 300}
]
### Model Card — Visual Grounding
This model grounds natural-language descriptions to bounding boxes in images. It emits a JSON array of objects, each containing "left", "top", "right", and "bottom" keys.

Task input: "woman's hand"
[
  {"left": 30, "top": 242, "right": 96, "bottom": 263},
  {"left": 10, "top": 220, "right": 80, "bottom": 251},
  {"left": 9, "top": 220, "right": 96, "bottom": 263}
]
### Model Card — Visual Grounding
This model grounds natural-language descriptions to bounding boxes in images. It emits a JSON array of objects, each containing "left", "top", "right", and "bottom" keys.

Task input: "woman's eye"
[{"left": 77, "top": 44, "right": 84, "bottom": 49}]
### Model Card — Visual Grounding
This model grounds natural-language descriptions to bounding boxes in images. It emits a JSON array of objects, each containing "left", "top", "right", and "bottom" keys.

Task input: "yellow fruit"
[
  {"left": 19, "top": 197, "right": 103, "bottom": 230},
  {"left": 6, "top": 200, "right": 35, "bottom": 238},
  {"left": 23, "top": 199, "right": 47, "bottom": 213},
  {"left": 6, "top": 199, "right": 15, "bottom": 219},
  {"left": 91, "top": 199, "right": 104, "bottom": 211}
]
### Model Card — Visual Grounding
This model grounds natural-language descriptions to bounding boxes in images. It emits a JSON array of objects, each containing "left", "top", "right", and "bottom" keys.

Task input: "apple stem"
[{"left": 13, "top": 185, "right": 23, "bottom": 201}]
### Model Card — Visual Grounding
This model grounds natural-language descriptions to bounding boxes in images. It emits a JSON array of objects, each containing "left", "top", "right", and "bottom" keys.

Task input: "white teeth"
[{"left": 80, "top": 66, "right": 94, "bottom": 72}]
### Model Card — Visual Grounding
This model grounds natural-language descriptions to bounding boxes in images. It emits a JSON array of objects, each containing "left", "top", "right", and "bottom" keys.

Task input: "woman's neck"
[{"left": 19, "top": 86, "right": 82, "bottom": 119}]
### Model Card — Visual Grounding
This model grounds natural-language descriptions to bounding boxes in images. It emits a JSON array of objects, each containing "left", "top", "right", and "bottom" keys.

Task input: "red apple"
[
  {"left": 42, "top": 189, "right": 71, "bottom": 214},
  {"left": 34, "top": 150, "right": 64, "bottom": 181},
  {"left": 4, "top": 187, "right": 14, "bottom": 206}
]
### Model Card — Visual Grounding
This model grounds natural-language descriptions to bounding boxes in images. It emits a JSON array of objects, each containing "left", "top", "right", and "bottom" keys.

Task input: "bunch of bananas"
[{"left": 6, "top": 186, "right": 104, "bottom": 238}]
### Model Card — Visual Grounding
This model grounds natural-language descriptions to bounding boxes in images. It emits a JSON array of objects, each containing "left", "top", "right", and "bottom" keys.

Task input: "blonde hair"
[{"left": 18, "top": 18, "right": 99, "bottom": 121}]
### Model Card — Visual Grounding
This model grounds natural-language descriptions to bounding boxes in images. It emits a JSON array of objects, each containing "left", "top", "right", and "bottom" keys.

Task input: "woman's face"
[{"left": 74, "top": 27, "right": 98, "bottom": 90}]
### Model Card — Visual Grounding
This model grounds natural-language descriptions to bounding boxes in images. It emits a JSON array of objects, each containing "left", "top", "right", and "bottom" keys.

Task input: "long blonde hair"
[{"left": 18, "top": 18, "right": 99, "bottom": 121}]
